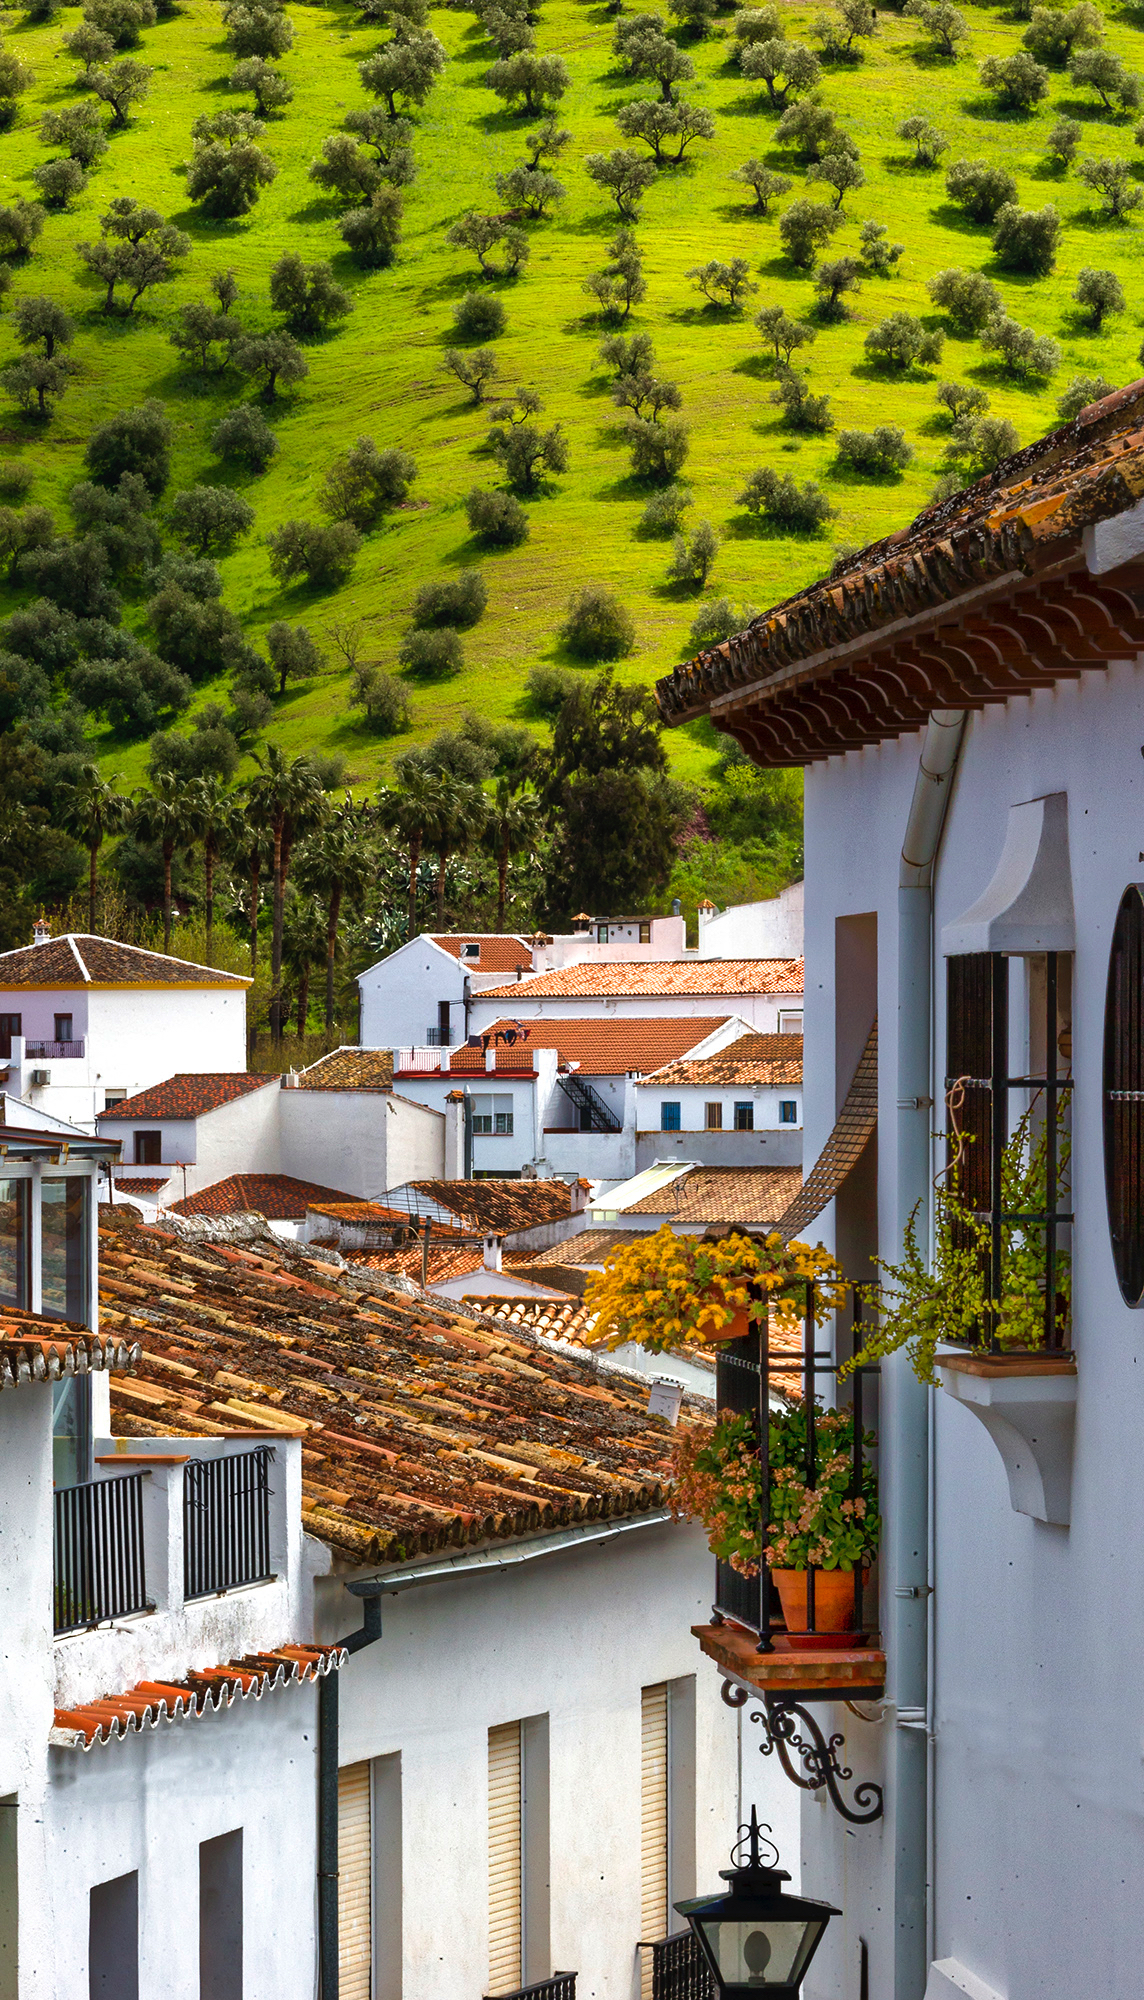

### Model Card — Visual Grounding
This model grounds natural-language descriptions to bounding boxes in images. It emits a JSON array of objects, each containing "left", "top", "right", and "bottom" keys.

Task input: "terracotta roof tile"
[
  {"left": 430, "top": 934, "right": 535, "bottom": 972},
  {"left": 396, "top": 1179, "right": 579, "bottom": 1232},
  {"left": 780, "top": 1021, "right": 876, "bottom": 1239},
  {"left": 0, "top": 1309, "right": 140, "bottom": 1389},
  {"left": 0, "top": 935, "right": 249, "bottom": 989},
  {"left": 170, "top": 1174, "right": 360, "bottom": 1221},
  {"left": 352, "top": 1244, "right": 487, "bottom": 1284},
  {"left": 100, "top": 1207, "right": 683, "bottom": 1566},
  {"left": 466, "top": 1017, "right": 739, "bottom": 1076},
  {"left": 646, "top": 1034, "right": 803, "bottom": 1089},
  {"left": 51, "top": 1644, "right": 344, "bottom": 1749},
  {"left": 97, "top": 1074, "right": 275, "bottom": 1122},
  {"left": 292, "top": 1048, "right": 394, "bottom": 1092},
  {"left": 112, "top": 1177, "right": 169, "bottom": 1196},
  {"left": 621, "top": 1166, "right": 803, "bottom": 1224},
  {"left": 479, "top": 961, "right": 803, "bottom": 1000},
  {"left": 513, "top": 1229, "right": 655, "bottom": 1267}
]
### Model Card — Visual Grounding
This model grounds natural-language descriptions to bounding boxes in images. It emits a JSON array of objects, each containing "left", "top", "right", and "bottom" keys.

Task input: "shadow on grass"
[
  {"left": 723, "top": 508, "right": 830, "bottom": 541},
  {"left": 828, "top": 458, "right": 910, "bottom": 488},
  {"left": 731, "top": 353, "right": 774, "bottom": 379}
]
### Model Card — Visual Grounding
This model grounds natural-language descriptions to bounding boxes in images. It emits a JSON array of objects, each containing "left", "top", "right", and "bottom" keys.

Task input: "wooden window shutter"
[
  {"left": 338, "top": 1761, "right": 372, "bottom": 2000},
  {"left": 640, "top": 1683, "right": 669, "bottom": 1968},
  {"left": 1105, "top": 886, "right": 1144, "bottom": 1305},
  {"left": 488, "top": 1723, "right": 523, "bottom": 1995}
]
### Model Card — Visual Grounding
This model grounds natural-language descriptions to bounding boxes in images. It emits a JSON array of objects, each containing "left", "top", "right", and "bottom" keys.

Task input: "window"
[
  {"left": 461, "top": 943, "right": 480, "bottom": 960},
  {"left": 639, "top": 922, "right": 651, "bottom": 944},
  {"left": 779, "top": 1101, "right": 798, "bottom": 1124},
  {"left": 90, "top": 1872, "right": 138, "bottom": 2000},
  {"left": 437, "top": 1001, "right": 451, "bottom": 1045},
  {"left": 660, "top": 1102, "right": 681, "bottom": 1132},
  {"left": 704, "top": 1102, "right": 723, "bottom": 1131},
  {"left": 103, "top": 1092, "right": 126, "bottom": 1110},
  {"left": 54, "top": 1015, "right": 73, "bottom": 1044},
  {"left": 1106, "top": 889, "right": 1144, "bottom": 1304},
  {"left": 597, "top": 925, "right": 609, "bottom": 944},
  {"left": 734, "top": 1102, "right": 754, "bottom": 1132},
  {"left": 0, "top": 1014, "right": 20, "bottom": 1059},
  {"left": 199, "top": 1830, "right": 242, "bottom": 2000},
  {"left": 337, "top": 1757, "right": 403, "bottom": 2000},
  {"left": 778, "top": 1011, "right": 803, "bottom": 1035},
  {"left": 41, "top": 1178, "right": 87, "bottom": 1323},
  {"left": 488, "top": 1719, "right": 550, "bottom": 1997},
  {"left": 639, "top": 1682, "right": 696, "bottom": 1998},
  {"left": 0, "top": 1792, "right": 15, "bottom": 2000},
  {"left": 134, "top": 1132, "right": 162, "bottom": 1165},
  {"left": 472, "top": 1094, "right": 513, "bottom": 1137},
  {"left": 0, "top": 1180, "right": 29, "bottom": 1309}
]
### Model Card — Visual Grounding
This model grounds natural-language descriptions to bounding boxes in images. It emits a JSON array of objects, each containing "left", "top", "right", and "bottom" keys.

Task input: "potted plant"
[
  {"left": 672, "top": 1399, "right": 880, "bottom": 1638},
  {"left": 584, "top": 1225, "right": 848, "bottom": 1352}
]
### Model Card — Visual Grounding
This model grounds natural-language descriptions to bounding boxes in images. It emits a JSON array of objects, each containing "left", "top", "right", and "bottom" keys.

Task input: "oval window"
[{"left": 1104, "top": 885, "right": 1144, "bottom": 1306}]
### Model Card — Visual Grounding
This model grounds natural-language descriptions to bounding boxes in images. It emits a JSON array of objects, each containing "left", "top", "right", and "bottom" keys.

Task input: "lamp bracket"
[{"left": 722, "top": 1682, "right": 884, "bottom": 1826}]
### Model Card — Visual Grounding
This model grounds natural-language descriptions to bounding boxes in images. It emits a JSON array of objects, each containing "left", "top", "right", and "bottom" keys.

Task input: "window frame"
[
  {"left": 734, "top": 1102, "right": 754, "bottom": 1132},
  {"left": 779, "top": 1100, "right": 798, "bottom": 1125},
  {"left": 660, "top": 1102, "right": 681, "bottom": 1133}
]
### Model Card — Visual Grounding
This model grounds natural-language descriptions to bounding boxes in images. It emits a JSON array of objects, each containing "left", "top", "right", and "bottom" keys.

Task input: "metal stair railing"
[{"left": 557, "top": 1073, "right": 622, "bottom": 1134}]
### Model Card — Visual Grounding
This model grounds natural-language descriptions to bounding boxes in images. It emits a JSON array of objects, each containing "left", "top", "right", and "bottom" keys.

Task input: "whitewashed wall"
[
  {"left": 359, "top": 939, "right": 473, "bottom": 1050},
  {"left": 278, "top": 1087, "right": 445, "bottom": 1197},
  {"left": 798, "top": 654, "right": 1144, "bottom": 2000},
  {"left": 9, "top": 985, "right": 247, "bottom": 1129},
  {"left": 470, "top": 992, "right": 800, "bottom": 1033}
]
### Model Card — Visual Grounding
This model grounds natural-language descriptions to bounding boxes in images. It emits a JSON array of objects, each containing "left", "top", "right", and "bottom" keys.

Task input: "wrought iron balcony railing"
[
  {"left": 485, "top": 1975, "right": 576, "bottom": 2000},
  {"left": 26, "top": 1039, "right": 85, "bottom": 1059},
  {"left": 54, "top": 1471, "right": 149, "bottom": 1634},
  {"left": 184, "top": 1446, "right": 275, "bottom": 1599},
  {"left": 641, "top": 1933, "right": 714, "bottom": 2000}
]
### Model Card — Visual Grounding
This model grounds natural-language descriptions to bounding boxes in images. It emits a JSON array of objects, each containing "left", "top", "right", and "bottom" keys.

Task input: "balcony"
[
  {"left": 640, "top": 1934, "right": 713, "bottom": 2000},
  {"left": 54, "top": 1441, "right": 277, "bottom": 1635},
  {"left": 485, "top": 1979, "right": 576, "bottom": 2000},
  {"left": 26, "top": 1039, "right": 85, "bottom": 1059}
]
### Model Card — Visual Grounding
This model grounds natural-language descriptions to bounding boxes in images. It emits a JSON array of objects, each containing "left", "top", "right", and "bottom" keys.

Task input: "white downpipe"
[{"left": 891, "top": 710, "right": 967, "bottom": 2000}]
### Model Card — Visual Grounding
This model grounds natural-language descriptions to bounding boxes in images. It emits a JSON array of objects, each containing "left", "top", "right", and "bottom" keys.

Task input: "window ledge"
[{"left": 936, "top": 1352, "right": 1077, "bottom": 1525}]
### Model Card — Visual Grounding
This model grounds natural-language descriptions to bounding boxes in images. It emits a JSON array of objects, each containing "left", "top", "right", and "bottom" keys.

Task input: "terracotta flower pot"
[
  {"left": 693, "top": 1298, "right": 753, "bottom": 1344},
  {"left": 770, "top": 1566, "right": 862, "bottom": 1638}
]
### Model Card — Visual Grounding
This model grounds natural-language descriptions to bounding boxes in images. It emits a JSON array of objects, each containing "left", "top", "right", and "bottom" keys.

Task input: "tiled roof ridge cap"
[
  {"left": 67, "top": 935, "right": 91, "bottom": 983},
  {"left": 51, "top": 1644, "right": 346, "bottom": 1749},
  {"left": 0, "top": 1328, "right": 141, "bottom": 1388}
]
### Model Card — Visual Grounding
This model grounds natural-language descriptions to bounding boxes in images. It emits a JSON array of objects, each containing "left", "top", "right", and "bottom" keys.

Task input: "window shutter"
[
  {"left": 338, "top": 1761, "right": 372, "bottom": 2000},
  {"left": 640, "top": 1683, "right": 669, "bottom": 1977},
  {"left": 1105, "top": 886, "right": 1144, "bottom": 1305},
  {"left": 488, "top": 1723, "right": 522, "bottom": 1995},
  {"left": 946, "top": 953, "right": 1007, "bottom": 1217}
]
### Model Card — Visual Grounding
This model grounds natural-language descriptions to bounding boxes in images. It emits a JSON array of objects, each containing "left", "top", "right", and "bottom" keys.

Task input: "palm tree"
[
  {"left": 187, "top": 776, "right": 237, "bottom": 966},
  {"left": 294, "top": 801, "right": 375, "bottom": 1039},
  {"left": 244, "top": 745, "right": 325, "bottom": 1041},
  {"left": 131, "top": 777, "right": 200, "bottom": 953},
  {"left": 281, "top": 897, "right": 328, "bottom": 1039},
  {"left": 56, "top": 767, "right": 130, "bottom": 932},
  {"left": 377, "top": 769, "right": 446, "bottom": 942},
  {"left": 484, "top": 780, "right": 542, "bottom": 930},
  {"left": 427, "top": 775, "right": 488, "bottom": 929}
]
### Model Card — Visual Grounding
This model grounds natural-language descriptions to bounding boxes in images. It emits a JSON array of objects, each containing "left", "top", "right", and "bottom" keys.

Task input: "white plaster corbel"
[{"left": 936, "top": 1355, "right": 1077, "bottom": 1526}]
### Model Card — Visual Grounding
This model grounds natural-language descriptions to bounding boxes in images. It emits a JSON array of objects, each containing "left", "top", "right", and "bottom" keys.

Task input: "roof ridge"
[{"left": 67, "top": 935, "right": 91, "bottom": 983}]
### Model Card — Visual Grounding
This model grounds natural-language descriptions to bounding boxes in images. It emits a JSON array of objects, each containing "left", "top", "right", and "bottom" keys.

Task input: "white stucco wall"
[
  {"left": 98, "top": 1082, "right": 282, "bottom": 1199},
  {"left": 632, "top": 1081, "right": 802, "bottom": 1132},
  {"left": 277, "top": 1087, "right": 445, "bottom": 1199},
  {"left": 359, "top": 938, "right": 473, "bottom": 1051},
  {"left": 470, "top": 991, "right": 800, "bottom": 1033},
  {"left": 322, "top": 1515, "right": 800, "bottom": 2000},
  {"left": 797, "top": 654, "right": 1144, "bottom": 2000},
  {"left": 10, "top": 985, "right": 248, "bottom": 1130},
  {"left": 697, "top": 883, "right": 805, "bottom": 960}
]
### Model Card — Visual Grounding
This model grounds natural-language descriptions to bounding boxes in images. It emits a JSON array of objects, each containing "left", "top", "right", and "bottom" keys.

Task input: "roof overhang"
[{"left": 0, "top": 1125, "right": 120, "bottom": 1162}]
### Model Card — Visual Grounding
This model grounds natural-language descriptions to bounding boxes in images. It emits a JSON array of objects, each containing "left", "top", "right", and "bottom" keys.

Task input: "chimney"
[
  {"left": 697, "top": 898, "right": 718, "bottom": 943},
  {"left": 444, "top": 1088, "right": 466, "bottom": 1179},
  {"left": 32, "top": 916, "right": 51, "bottom": 947},
  {"left": 482, "top": 1233, "right": 503, "bottom": 1272}
]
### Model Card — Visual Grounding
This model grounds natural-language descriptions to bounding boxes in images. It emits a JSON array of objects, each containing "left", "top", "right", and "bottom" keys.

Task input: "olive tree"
[
  {"left": 730, "top": 160, "right": 791, "bottom": 212},
  {"left": 484, "top": 52, "right": 570, "bottom": 113},
  {"left": 583, "top": 148, "right": 658, "bottom": 219},
  {"left": 978, "top": 50, "right": 1049, "bottom": 109},
  {"left": 269, "top": 253, "right": 353, "bottom": 334},
  {"left": 339, "top": 188, "right": 403, "bottom": 265},
  {"left": 990, "top": 202, "right": 1061, "bottom": 274},
  {"left": 1073, "top": 265, "right": 1125, "bottom": 329},
  {"left": 979, "top": 315, "right": 1060, "bottom": 376},
  {"left": 737, "top": 466, "right": 835, "bottom": 530},
  {"left": 836, "top": 423, "right": 912, "bottom": 474},
  {"left": 896, "top": 114, "right": 948, "bottom": 165},
  {"left": 945, "top": 157, "right": 1018, "bottom": 220},
  {"left": 926, "top": 267, "right": 1002, "bottom": 330},
  {"left": 864, "top": 312, "right": 943, "bottom": 369},
  {"left": 904, "top": 0, "right": 968, "bottom": 56},
  {"left": 1069, "top": 49, "right": 1140, "bottom": 110},
  {"left": 739, "top": 39, "right": 821, "bottom": 106},
  {"left": 1077, "top": 156, "right": 1143, "bottom": 219},
  {"left": 779, "top": 197, "right": 842, "bottom": 267}
]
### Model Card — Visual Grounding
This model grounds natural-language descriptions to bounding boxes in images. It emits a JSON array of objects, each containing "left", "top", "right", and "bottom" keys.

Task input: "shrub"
[
  {"left": 864, "top": 313, "right": 943, "bottom": 369},
  {"left": 270, "top": 253, "right": 352, "bottom": 335},
  {"left": 1057, "top": 373, "right": 1113, "bottom": 421},
  {"left": 412, "top": 570, "right": 487, "bottom": 628},
  {"left": 453, "top": 291, "right": 506, "bottom": 343},
  {"left": 896, "top": 114, "right": 948, "bottom": 165},
  {"left": 320, "top": 439, "right": 417, "bottom": 528},
  {"left": 836, "top": 423, "right": 913, "bottom": 473},
  {"left": 524, "top": 662, "right": 577, "bottom": 716},
  {"left": 980, "top": 316, "right": 1060, "bottom": 377},
  {"left": 398, "top": 626, "right": 464, "bottom": 675},
  {"left": 30, "top": 159, "right": 88, "bottom": 209},
  {"left": 737, "top": 466, "right": 836, "bottom": 530},
  {"left": 904, "top": 0, "right": 968, "bottom": 57},
  {"left": 210, "top": 404, "right": 278, "bottom": 472},
  {"left": 688, "top": 598, "right": 758, "bottom": 648},
  {"left": 84, "top": 0, "right": 156, "bottom": 45},
  {"left": 639, "top": 483, "right": 693, "bottom": 534},
  {"left": 625, "top": 415, "right": 689, "bottom": 481},
  {"left": 1045, "top": 117, "right": 1083, "bottom": 169},
  {"left": 926, "top": 267, "right": 1002, "bottom": 332},
  {"left": 0, "top": 200, "right": 45, "bottom": 257},
  {"left": 945, "top": 158, "right": 1017, "bottom": 221},
  {"left": 990, "top": 203, "right": 1061, "bottom": 276},
  {"left": 769, "top": 369, "right": 833, "bottom": 430},
  {"left": 1069, "top": 49, "right": 1140, "bottom": 110},
  {"left": 38, "top": 103, "right": 108, "bottom": 167},
  {"left": 465, "top": 486, "right": 529, "bottom": 545},
  {"left": 1077, "top": 158, "right": 1143, "bottom": 220},
  {"left": 0, "top": 462, "right": 33, "bottom": 501},
  {"left": 730, "top": 161, "right": 791, "bottom": 213},
  {"left": 978, "top": 50, "right": 1049, "bottom": 109},
  {"left": 351, "top": 662, "right": 411, "bottom": 732},
  {"left": 779, "top": 197, "right": 842, "bottom": 268},
  {"left": 561, "top": 585, "right": 635, "bottom": 660},
  {"left": 266, "top": 519, "right": 361, "bottom": 586},
  {"left": 224, "top": 3, "right": 294, "bottom": 58},
  {"left": 1074, "top": 266, "right": 1125, "bottom": 329},
  {"left": 732, "top": 6, "right": 783, "bottom": 46},
  {"left": 86, "top": 401, "right": 173, "bottom": 497}
]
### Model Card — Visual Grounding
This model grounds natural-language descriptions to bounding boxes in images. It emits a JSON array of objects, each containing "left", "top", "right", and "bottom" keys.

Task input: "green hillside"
[{"left": 2, "top": 0, "right": 1144, "bottom": 797}]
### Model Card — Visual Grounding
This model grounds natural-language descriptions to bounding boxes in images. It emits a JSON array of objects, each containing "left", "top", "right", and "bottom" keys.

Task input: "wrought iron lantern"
[{"left": 675, "top": 1810, "right": 839, "bottom": 1997}]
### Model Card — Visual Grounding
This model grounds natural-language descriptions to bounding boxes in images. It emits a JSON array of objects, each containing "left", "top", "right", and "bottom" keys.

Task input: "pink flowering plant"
[{"left": 673, "top": 1401, "right": 880, "bottom": 1579}]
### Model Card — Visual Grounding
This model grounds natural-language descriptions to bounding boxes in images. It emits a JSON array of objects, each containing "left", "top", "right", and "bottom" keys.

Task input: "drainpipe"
[
  {"left": 463, "top": 1087, "right": 473, "bottom": 1180},
  {"left": 318, "top": 1587, "right": 384, "bottom": 2000},
  {"left": 891, "top": 709, "right": 966, "bottom": 2000}
]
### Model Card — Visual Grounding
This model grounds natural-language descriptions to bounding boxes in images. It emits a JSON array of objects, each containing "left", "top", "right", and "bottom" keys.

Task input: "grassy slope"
[{"left": 3, "top": 0, "right": 1144, "bottom": 793}]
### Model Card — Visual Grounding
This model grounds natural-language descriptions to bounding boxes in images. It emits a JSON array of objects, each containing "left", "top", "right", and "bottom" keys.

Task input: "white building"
[
  {"left": 393, "top": 1017, "right": 753, "bottom": 1181},
  {"left": 470, "top": 959, "right": 804, "bottom": 1036},
  {"left": 585, "top": 1161, "right": 803, "bottom": 1233},
  {"left": 357, "top": 933, "right": 537, "bottom": 1052},
  {"left": 655, "top": 384, "right": 1144, "bottom": 2000},
  {"left": 98, "top": 1051, "right": 445, "bottom": 1211},
  {"left": 0, "top": 931, "right": 249, "bottom": 1130},
  {"left": 632, "top": 1032, "right": 803, "bottom": 1172},
  {"left": 697, "top": 881, "right": 804, "bottom": 960}
]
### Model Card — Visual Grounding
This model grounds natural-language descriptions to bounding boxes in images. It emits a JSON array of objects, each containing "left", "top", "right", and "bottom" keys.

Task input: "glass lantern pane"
[{"left": 706, "top": 1919, "right": 819, "bottom": 1986}]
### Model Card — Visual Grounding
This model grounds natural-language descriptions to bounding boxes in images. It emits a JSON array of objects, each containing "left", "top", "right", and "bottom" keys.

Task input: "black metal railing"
[
  {"left": 558, "top": 1073, "right": 622, "bottom": 1134},
  {"left": 642, "top": 1933, "right": 714, "bottom": 2000},
  {"left": 184, "top": 1447, "right": 274, "bottom": 1600},
  {"left": 26, "top": 1038, "right": 85, "bottom": 1059},
  {"left": 54, "top": 1472, "right": 149, "bottom": 1633},
  {"left": 485, "top": 1975, "right": 577, "bottom": 2000}
]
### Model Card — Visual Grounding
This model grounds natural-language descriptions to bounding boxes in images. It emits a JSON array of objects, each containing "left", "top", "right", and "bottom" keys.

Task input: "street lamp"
[{"left": 675, "top": 1809, "right": 840, "bottom": 1997}]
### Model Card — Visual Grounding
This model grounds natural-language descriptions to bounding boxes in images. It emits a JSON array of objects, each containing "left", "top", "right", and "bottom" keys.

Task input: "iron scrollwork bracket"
[{"left": 719, "top": 1679, "right": 884, "bottom": 1826}]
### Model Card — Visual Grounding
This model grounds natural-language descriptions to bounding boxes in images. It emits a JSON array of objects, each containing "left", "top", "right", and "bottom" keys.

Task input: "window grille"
[
  {"left": 54, "top": 1472, "right": 149, "bottom": 1632},
  {"left": 1104, "top": 887, "right": 1144, "bottom": 1305},
  {"left": 183, "top": 1447, "right": 274, "bottom": 1599}
]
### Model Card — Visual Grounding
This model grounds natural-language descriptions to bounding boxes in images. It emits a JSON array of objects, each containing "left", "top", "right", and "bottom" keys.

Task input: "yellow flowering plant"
[{"left": 583, "top": 1225, "right": 848, "bottom": 1353}]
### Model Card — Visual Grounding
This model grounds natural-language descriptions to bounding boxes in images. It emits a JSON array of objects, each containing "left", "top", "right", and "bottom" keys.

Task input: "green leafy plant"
[{"left": 672, "top": 1401, "right": 880, "bottom": 1576}]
